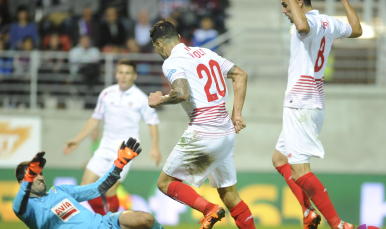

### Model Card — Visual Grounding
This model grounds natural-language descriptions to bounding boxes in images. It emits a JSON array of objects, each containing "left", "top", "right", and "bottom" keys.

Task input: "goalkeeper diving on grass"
[{"left": 13, "top": 138, "right": 164, "bottom": 229}]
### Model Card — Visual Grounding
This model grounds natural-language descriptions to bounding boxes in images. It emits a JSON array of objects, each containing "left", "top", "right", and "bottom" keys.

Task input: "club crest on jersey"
[
  {"left": 51, "top": 187, "right": 57, "bottom": 194},
  {"left": 321, "top": 20, "right": 329, "bottom": 30},
  {"left": 51, "top": 198, "right": 80, "bottom": 222}
]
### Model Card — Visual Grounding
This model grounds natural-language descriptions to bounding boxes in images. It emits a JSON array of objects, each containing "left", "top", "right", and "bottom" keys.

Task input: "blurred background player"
[
  {"left": 148, "top": 20, "right": 255, "bottom": 229},
  {"left": 63, "top": 60, "right": 161, "bottom": 215},
  {"left": 13, "top": 139, "right": 164, "bottom": 229},
  {"left": 272, "top": 0, "right": 362, "bottom": 229}
]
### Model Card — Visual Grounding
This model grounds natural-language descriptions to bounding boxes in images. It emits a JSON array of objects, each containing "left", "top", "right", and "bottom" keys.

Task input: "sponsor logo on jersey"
[
  {"left": 167, "top": 69, "right": 177, "bottom": 80},
  {"left": 51, "top": 198, "right": 80, "bottom": 222},
  {"left": 0, "top": 122, "right": 31, "bottom": 158}
]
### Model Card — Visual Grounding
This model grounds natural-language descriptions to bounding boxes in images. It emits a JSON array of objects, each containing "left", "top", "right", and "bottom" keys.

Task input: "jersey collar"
[
  {"left": 306, "top": 10, "right": 319, "bottom": 15},
  {"left": 170, "top": 43, "right": 185, "bottom": 56},
  {"left": 122, "top": 84, "right": 136, "bottom": 95}
]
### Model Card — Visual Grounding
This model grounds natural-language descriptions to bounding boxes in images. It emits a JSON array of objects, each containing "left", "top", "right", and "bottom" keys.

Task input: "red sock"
[
  {"left": 230, "top": 201, "right": 255, "bottom": 229},
  {"left": 106, "top": 195, "right": 120, "bottom": 213},
  {"left": 167, "top": 181, "right": 215, "bottom": 214},
  {"left": 88, "top": 196, "right": 106, "bottom": 215},
  {"left": 276, "top": 164, "right": 312, "bottom": 213},
  {"left": 296, "top": 172, "right": 341, "bottom": 228}
]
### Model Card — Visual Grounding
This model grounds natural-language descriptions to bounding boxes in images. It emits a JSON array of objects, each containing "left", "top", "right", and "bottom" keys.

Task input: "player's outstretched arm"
[
  {"left": 63, "top": 117, "right": 100, "bottom": 155},
  {"left": 228, "top": 65, "right": 248, "bottom": 134},
  {"left": 148, "top": 79, "right": 190, "bottom": 108},
  {"left": 58, "top": 138, "right": 142, "bottom": 202},
  {"left": 13, "top": 152, "right": 46, "bottom": 216},
  {"left": 341, "top": 0, "right": 362, "bottom": 38},
  {"left": 287, "top": 0, "right": 310, "bottom": 35}
]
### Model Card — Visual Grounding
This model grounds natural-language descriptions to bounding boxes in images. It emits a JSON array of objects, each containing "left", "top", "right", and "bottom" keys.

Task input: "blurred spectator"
[
  {"left": 8, "top": 0, "right": 35, "bottom": 21},
  {"left": 0, "top": 39, "right": 12, "bottom": 78},
  {"left": 71, "top": 8, "right": 99, "bottom": 46},
  {"left": 72, "top": 0, "right": 99, "bottom": 17},
  {"left": 40, "top": 33, "right": 66, "bottom": 74},
  {"left": 192, "top": 17, "right": 218, "bottom": 50},
  {"left": 69, "top": 35, "right": 100, "bottom": 75},
  {"left": 0, "top": 0, "right": 11, "bottom": 25},
  {"left": 13, "top": 36, "right": 34, "bottom": 77},
  {"left": 192, "top": 0, "right": 229, "bottom": 33},
  {"left": 122, "top": 38, "right": 140, "bottom": 53},
  {"left": 128, "top": 0, "right": 158, "bottom": 23},
  {"left": 0, "top": 14, "right": 10, "bottom": 48},
  {"left": 99, "top": 0, "right": 127, "bottom": 18},
  {"left": 134, "top": 10, "right": 152, "bottom": 52},
  {"left": 99, "top": 7, "right": 126, "bottom": 48},
  {"left": 42, "top": 32, "right": 71, "bottom": 51},
  {"left": 158, "top": 0, "right": 190, "bottom": 19},
  {"left": 9, "top": 5, "right": 38, "bottom": 50}
]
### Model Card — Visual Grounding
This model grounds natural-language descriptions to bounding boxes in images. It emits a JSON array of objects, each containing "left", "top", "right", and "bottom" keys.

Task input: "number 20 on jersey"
[{"left": 196, "top": 60, "right": 226, "bottom": 102}]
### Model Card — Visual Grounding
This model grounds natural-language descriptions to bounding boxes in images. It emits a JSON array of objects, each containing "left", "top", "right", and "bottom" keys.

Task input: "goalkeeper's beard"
[{"left": 31, "top": 180, "right": 47, "bottom": 196}]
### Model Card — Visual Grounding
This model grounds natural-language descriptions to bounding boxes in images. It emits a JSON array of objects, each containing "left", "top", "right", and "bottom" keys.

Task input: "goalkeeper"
[{"left": 13, "top": 138, "right": 164, "bottom": 229}]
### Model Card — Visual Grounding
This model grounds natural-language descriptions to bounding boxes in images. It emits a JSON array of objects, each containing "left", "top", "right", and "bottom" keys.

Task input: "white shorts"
[
  {"left": 275, "top": 107, "right": 325, "bottom": 164},
  {"left": 86, "top": 146, "right": 133, "bottom": 183},
  {"left": 163, "top": 129, "right": 237, "bottom": 188}
]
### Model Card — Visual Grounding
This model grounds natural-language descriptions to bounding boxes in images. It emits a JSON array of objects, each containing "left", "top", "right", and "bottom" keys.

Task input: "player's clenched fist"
[
  {"left": 148, "top": 91, "right": 163, "bottom": 108},
  {"left": 25, "top": 152, "right": 46, "bottom": 182},
  {"left": 114, "top": 137, "right": 142, "bottom": 169}
]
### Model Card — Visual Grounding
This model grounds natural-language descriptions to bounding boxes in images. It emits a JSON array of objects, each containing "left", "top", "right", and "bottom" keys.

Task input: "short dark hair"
[
  {"left": 117, "top": 59, "right": 136, "bottom": 72},
  {"left": 149, "top": 19, "right": 179, "bottom": 43},
  {"left": 304, "top": 0, "right": 311, "bottom": 6},
  {"left": 15, "top": 161, "right": 30, "bottom": 182},
  {"left": 17, "top": 5, "right": 28, "bottom": 14}
]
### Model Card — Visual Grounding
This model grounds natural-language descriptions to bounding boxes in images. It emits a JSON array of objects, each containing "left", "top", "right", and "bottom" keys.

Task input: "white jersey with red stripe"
[
  {"left": 92, "top": 84, "right": 159, "bottom": 156},
  {"left": 162, "top": 43, "right": 235, "bottom": 137},
  {"left": 285, "top": 10, "right": 352, "bottom": 109}
]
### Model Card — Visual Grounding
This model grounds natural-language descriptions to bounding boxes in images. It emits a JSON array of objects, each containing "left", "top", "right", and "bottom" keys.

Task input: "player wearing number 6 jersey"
[
  {"left": 273, "top": 1, "right": 362, "bottom": 229},
  {"left": 148, "top": 20, "right": 255, "bottom": 229}
]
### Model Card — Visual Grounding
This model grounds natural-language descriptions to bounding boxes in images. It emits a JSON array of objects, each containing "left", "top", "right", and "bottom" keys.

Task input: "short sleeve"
[
  {"left": 329, "top": 17, "right": 352, "bottom": 39},
  {"left": 203, "top": 48, "right": 235, "bottom": 78},
  {"left": 141, "top": 102, "right": 160, "bottom": 125},
  {"left": 298, "top": 18, "right": 316, "bottom": 40},
  {"left": 92, "top": 91, "right": 108, "bottom": 120},
  {"left": 162, "top": 60, "right": 187, "bottom": 84}
]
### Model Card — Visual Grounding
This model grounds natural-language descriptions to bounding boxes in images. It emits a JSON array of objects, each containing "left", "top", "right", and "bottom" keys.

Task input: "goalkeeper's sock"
[
  {"left": 106, "top": 195, "right": 120, "bottom": 213},
  {"left": 296, "top": 172, "right": 341, "bottom": 228},
  {"left": 88, "top": 196, "right": 106, "bottom": 215},
  {"left": 276, "top": 163, "right": 312, "bottom": 213},
  {"left": 230, "top": 200, "right": 255, "bottom": 229},
  {"left": 167, "top": 181, "right": 215, "bottom": 214}
]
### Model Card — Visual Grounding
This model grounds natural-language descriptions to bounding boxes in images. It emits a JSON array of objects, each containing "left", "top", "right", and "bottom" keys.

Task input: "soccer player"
[
  {"left": 273, "top": 0, "right": 362, "bottom": 229},
  {"left": 13, "top": 138, "right": 164, "bottom": 229},
  {"left": 148, "top": 20, "right": 255, "bottom": 229},
  {"left": 63, "top": 60, "right": 161, "bottom": 215}
]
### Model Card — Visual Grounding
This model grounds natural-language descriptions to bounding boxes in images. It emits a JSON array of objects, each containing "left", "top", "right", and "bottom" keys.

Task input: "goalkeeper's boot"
[
  {"left": 335, "top": 221, "right": 355, "bottom": 229},
  {"left": 198, "top": 205, "right": 225, "bottom": 229},
  {"left": 303, "top": 207, "right": 321, "bottom": 229}
]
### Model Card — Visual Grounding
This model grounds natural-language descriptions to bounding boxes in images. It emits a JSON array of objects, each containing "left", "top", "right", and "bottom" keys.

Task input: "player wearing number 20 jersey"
[
  {"left": 148, "top": 20, "right": 255, "bottom": 229},
  {"left": 273, "top": 1, "right": 362, "bottom": 229},
  {"left": 162, "top": 44, "right": 235, "bottom": 137}
]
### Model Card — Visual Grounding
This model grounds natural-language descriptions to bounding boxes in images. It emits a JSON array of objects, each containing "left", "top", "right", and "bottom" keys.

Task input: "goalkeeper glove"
[
  {"left": 114, "top": 137, "right": 142, "bottom": 169},
  {"left": 24, "top": 152, "right": 46, "bottom": 183}
]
